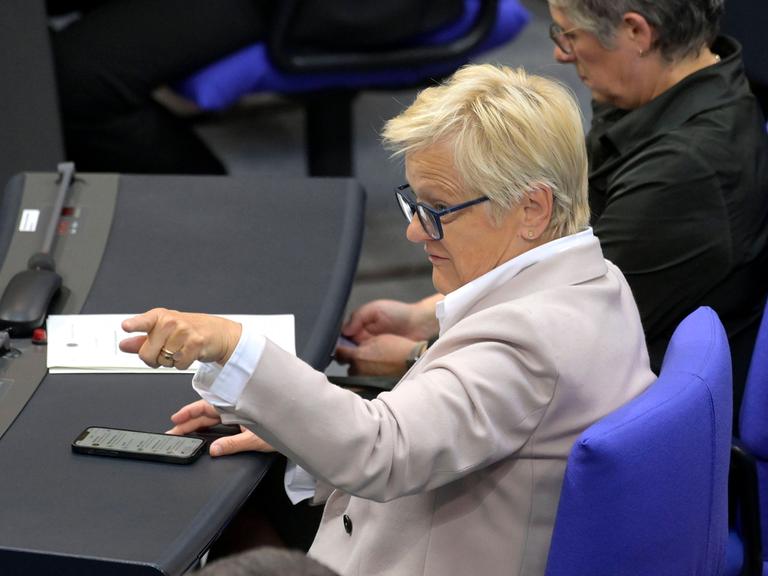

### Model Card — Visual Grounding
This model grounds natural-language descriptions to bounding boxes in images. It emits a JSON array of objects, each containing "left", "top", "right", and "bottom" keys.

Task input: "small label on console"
[{"left": 19, "top": 209, "right": 40, "bottom": 232}]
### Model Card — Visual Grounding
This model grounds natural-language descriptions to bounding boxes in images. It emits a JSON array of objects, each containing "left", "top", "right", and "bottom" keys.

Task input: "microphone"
[{"left": 0, "top": 162, "right": 74, "bottom": 337}]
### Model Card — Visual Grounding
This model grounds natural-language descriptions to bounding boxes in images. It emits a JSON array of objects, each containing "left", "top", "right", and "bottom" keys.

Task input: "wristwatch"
[{"left": 406, "top": 340, "right": 429, "bottom": 368}]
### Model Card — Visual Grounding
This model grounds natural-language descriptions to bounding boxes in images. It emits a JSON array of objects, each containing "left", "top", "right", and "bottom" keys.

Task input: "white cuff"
[
  {"left": 193, "top": 325, "right": 266, "bottom": 408},
  {"left": 284, "top": 462, "right": 317, "bottom": 504}
]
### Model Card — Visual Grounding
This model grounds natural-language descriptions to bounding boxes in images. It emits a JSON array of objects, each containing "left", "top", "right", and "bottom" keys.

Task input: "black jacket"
[{"left": 587, "top": 36, "right": 768, "bottom": 422}]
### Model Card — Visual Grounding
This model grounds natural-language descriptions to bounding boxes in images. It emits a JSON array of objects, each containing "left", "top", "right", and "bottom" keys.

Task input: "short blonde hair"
[{"left": 382, "top": 64, "right": 589, "bottom": 239}]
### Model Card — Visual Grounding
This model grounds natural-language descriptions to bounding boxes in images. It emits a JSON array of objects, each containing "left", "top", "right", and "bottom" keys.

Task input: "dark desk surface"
[
  {"left": 0, "top": 174, "right": 365, "bottom": 574},
  {"left": 0, "top": 362, "right": 269, "bottom": 575}
]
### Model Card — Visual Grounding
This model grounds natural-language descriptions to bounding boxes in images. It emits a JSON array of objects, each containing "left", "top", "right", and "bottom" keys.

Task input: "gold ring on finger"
[{"left": 160, "top": 347, "right": 177, "bottom": 361}]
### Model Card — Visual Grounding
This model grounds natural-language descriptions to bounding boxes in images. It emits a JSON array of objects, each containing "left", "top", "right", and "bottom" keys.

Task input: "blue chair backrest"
[
  {"left": 175, "top": 0, "right": 530, "bottom": 111},
  {"left": 739, "top": 298, "right": 768, "bottom": 560},
  {"left": 741, "top": 300, "right": 768, "bottom": 457},
  {"left": 545, "top": 306, "right": 733, "bottom": 576}
]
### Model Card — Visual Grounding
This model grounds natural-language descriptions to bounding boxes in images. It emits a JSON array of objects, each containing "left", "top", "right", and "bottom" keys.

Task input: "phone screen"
[{"left": 72, "top": 426, "right": 205, "bottom": 463}]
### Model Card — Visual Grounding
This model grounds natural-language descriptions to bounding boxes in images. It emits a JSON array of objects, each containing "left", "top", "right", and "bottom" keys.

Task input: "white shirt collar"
[{"left": 435, "top": 228, "right": 595, "bottom": 334}]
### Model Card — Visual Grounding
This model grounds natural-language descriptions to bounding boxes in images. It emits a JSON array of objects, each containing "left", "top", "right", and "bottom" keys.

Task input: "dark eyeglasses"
[
  {"left": 395, "top": 183, "right": 490, "bottom": 240},
  {"left": 549, "top": 22, "right": 581, "bottom": 55}
]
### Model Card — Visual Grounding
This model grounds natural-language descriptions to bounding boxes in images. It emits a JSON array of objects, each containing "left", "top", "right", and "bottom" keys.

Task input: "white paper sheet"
[{"left": 46, "top": 314, "right": 295, "bottom": 374}]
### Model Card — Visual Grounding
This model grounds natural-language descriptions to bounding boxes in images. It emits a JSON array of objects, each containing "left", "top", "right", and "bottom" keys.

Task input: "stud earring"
[{"left": 527, "top": 230, "right": 534, "bottom": 239}]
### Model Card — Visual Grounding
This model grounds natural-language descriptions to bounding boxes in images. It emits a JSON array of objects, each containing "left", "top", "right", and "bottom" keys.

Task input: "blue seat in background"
[
  {"left": 727, "top": 297, "right": 768, "bottom": 576},
  {"left": 174, "top": 0, "right": 529, "bottom": 176},
  {"left": 545, "top": 306, "right": 733, "bottom": 576},
  {"left": 742, "top": 298, "right": 768, "bottom": 575}
]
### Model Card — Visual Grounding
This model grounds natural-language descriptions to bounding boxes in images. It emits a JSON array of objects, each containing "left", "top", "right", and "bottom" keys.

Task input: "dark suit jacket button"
[{"left": 343, "top": 514, "right": 353, "bottom": 535}]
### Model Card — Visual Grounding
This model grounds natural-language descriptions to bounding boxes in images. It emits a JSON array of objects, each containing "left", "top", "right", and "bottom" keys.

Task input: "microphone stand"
[{"left": 0, "top": 162, "right": 75, "bottom": 337}]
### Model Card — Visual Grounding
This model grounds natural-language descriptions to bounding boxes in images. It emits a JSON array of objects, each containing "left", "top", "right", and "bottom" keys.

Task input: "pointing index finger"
[{"left": 122, "top": 309, "right": 161, "bottom": 334}]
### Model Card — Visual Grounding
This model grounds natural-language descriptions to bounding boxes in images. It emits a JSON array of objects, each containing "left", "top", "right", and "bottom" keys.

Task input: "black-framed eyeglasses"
[
  {"left": 549, "top": 22, "right": 581, "bottom": 55},
  {"left": 395, "top": 183, "right": 490, "bottom": 240}
]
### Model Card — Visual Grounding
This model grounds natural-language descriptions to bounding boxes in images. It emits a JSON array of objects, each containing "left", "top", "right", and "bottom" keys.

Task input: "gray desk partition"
[
  {"left": 0, "top": 173, "right": 365, "bottom": 574},
  {"left": 0, "top": 0, "right": 65, "bottom": 193}
]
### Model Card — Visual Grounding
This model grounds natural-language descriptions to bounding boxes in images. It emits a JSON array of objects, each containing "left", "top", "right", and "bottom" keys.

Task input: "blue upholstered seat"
[
  {"left": 175, "top": 0, "right": 530, "bottom": 111},
  {"left": 173, "top": 0, "right": 529, "bottom": 176},
  {"left": 546, "top": 306, "right": 733, "bottom": 576},
  {"left": 727, "top": 298, "right": 768, "bottom": 576}
]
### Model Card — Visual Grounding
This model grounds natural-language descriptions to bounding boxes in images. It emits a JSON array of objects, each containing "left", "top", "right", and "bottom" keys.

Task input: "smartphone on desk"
[{"left": 72, "top": 426, "right": 207, "bottom": 464}]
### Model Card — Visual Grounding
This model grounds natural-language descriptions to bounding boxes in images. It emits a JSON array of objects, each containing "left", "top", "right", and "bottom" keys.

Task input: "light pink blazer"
[{"left": 218, "top": 237, "right": 655, "bottom": 576}]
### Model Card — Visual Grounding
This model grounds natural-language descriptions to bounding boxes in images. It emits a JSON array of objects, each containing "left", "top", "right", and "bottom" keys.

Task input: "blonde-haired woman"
[
  {"left": 121, "top": 65, "right": 655, "bottom": 576},
  {"left": 342, "top": 0, "right": 768, "bottom": 426}
]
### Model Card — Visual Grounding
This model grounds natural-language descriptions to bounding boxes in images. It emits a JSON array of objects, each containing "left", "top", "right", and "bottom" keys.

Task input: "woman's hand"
[
  {"left": 341, "top": 295, "right": 441, "bottom": 344},
  {"left": 335, "top": 333, "right": 420, "bottom": 376},
  {"left": 119, "top": 308, "right": 242, "bottom": 369},
  {"left": 167, "top": 400, "right": 275, "bottom": 456}
]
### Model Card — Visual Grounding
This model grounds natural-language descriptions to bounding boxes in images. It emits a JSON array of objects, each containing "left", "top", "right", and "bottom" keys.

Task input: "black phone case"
[{"left": 71, "top": 427, "right": 207, "bottom": 464}]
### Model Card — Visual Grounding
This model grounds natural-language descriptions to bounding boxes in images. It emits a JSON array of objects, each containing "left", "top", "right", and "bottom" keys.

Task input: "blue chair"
[
  {"left": 727, "top": 297, "right": 768, "bottom": 576},
  {"left": 174, "top": 0, "right": 529, "bottom": 176},
  {"left": 545, "top": 306, "right": 733, "bottom": 576}
]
